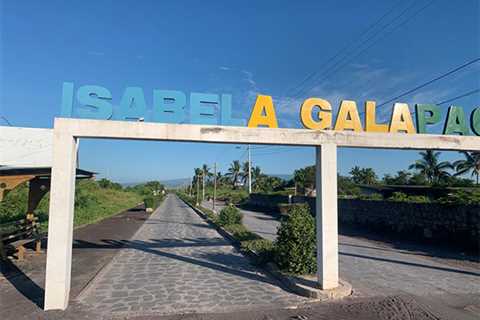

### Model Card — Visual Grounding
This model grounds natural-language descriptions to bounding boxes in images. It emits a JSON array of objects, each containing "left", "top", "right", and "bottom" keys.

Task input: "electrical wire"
[
  {"left": 285, "top": 0, "right": 405, "bottom": 97},
  {"left": 293, "top": 0, "right": 435, "bottom": 99}
]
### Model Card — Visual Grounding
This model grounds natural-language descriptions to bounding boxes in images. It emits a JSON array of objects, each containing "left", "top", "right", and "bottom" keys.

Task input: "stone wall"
[{"left": 247, "top": 193, "right": 480, "bottom": 250}]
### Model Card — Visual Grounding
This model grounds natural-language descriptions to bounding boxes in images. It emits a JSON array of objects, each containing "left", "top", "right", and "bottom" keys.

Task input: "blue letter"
[
  {"left": 190, "top": 93, "right": 218, "bottom": 125},
  {"left": 153, "top": 90, "right": 186, "bottom": 123},
  {"left": 76, "top": 85, "right": 113, "bottom": 119},
  {"left": 118, "top": 87, "right": 147, "bottom": 121},
  {"left": 220, "top": 94, "right": 246, "bottom": 126},
  {"left": 61, "top": 82, "right": 74, "bottom": 117}
]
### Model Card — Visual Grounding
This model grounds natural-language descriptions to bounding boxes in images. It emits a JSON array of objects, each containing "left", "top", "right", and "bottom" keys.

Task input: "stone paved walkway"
[
  {"left": 202, "top": 200, "right": 480, "bottom": 297},
  {"left": 79, "top": 195, "right": 306, "bottom": 316}
]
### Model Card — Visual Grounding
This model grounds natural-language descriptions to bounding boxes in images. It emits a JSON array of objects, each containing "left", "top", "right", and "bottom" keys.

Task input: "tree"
[
  {"left": 408, "top": 150, "right": 453, "bottom": 185},
  {"left": 225, "top": 160, "right": 241, "bottom": 188},
  {"left": 349, "top": 166, "right": 377, "bottom": 185},
  {"left": 453, "top": 151, "right": 480, "bottom": 185},
  {"left": 253, "top": 175, "right": 283, "bottom": 193},
  {"left": 293, "top": 165, "right": 315, "bottom": 195},
  {"left": 382, "top": 170, "right": 411, "bottom": 185},
  {"left": 202, "top": 164, "right": 212, "bottom": 183},
  {"left": 193, "top": 168, "right": 202, "bottom": 192},
  {"left": 240, "top": 161, "right": 250, "bottom": 184}
]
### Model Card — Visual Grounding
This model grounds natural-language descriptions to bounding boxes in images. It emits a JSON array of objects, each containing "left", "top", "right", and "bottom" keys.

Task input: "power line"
[
  {"left": 436, "top": 88, "right": 480, "bottom": 106},
  {"left": 1, "top": 116, "right": 12, "bottom": 126},
  {"left": 293, "top": 0, "right": 435, "bottom": 98},
  {"left": 285, "top": 0, "right": 405, "bottom": 97},
  {"left": 376, "top": 58, "right": 480, "bottom": 108}
]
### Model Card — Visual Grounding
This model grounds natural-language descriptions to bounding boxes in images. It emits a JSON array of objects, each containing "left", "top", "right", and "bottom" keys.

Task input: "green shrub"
[
  {"left": 224, "top": 224, "right": 260, "bottom": 241},
  {"left": 217, "top": 205, "right": 243, "bottom": 226},
  {"left": 144, "top": 195, "right": 164, "bottom": 210},
  {"left": 274, "top": 204, "right": 316, "bottom": 275},
  {"left": 387, "top": 192, "right": 429, "bottom": 203},
  {"left": 358, "top": 193, "right": 383, "bottom": 201},
  {"left": 241, "top": 239, "right": 274, "bottom": 264},
  {"left": 437, "top": 189, "right": 480, "bottom": 205},
  {"left": 387, "top": 192, "right": 409, "bottom": 202}
]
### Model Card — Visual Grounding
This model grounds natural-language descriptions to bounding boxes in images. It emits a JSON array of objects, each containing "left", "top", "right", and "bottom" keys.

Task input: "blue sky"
[{"left": 1, "top": 0, "right": 479, "bottom": 183}]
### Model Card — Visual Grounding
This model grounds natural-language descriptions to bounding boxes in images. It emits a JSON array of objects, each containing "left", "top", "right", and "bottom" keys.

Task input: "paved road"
[
  {"left": 79, "top": 195, "right": 306, "bottom": 316},
  {"left": 203, "top": 200, "right": 480, "bottom": 319}
]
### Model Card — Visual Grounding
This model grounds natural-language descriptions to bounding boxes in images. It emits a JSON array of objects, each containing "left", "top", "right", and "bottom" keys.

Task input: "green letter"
[
  {"left": 443, "top": 106, "right": 469, "bottom": 136},
  {"left": 471, "top": 107, "right": 480, "bottom": 136},
  {"left": 415, "top": 104, "right": 441, "bottom": 133}
]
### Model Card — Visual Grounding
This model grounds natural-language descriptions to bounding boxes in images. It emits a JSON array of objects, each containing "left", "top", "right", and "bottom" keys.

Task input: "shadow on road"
[{"left": 0, "top": 259, "right": 44, "bottom": 308}]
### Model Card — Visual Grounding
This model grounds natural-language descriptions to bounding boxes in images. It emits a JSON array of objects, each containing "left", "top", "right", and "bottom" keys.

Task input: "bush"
[
  {"left": 274, "top": 204, "right": 316, "bottom": 275},
  {"left": 387, "top": 192, "right": 429, "bottom": 203},
  {"left": 437, "top": 189, "right": 480, "bottom": 205},
  {"left": 358, "top": 193, "right": 383, "bottom": 201},
  {"left": 144, "top": 195, "right": 164, "bottom": 210},
  {"left": 241, "top": 239, "right": 274, "bottom": 265},
  {"left": 223, "top": 224, "right": 259, "bottom": 241},
  {"left": 217, "top": 205, "right": 243, "bottom": 226}
]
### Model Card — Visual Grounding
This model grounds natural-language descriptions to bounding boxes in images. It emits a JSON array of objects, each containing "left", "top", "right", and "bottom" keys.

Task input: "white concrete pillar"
[
  {"left": 315, "top": 144, "right": 339, "bottom": 289},
  {"left": 44, "top": 132, "right": 77, "bottom": 310}
]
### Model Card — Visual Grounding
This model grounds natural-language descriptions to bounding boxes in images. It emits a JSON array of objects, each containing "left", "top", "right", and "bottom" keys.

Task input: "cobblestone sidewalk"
[{"left": 78, "top": 194, "right": 306, "bottom": 316}]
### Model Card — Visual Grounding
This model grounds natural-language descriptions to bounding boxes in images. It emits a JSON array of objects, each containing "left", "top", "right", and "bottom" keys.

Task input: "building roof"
[{"left": 0, "top": 166, "right": 95, "bottom": 179}]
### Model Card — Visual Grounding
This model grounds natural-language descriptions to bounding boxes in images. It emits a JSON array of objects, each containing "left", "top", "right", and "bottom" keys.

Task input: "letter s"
[{"left": 76, "top": 85, "right": 113, "bottom": 119}]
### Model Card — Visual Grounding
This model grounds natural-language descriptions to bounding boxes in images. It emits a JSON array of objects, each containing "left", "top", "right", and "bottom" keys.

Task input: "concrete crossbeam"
[{"left": 54, "top": 118, "right": 480, "bottom": 151}]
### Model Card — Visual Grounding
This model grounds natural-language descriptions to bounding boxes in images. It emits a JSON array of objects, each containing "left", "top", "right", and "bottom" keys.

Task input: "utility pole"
[
  {"left": 248, "top": 145, "right": 252, "bottom": 194},
  {"left": 196, "top": 175, "right": 200, "bottom": 206},
  {"left": 202, "top": 168, "right": 205, "bottom": 202},
  {"left": 213, "top": 163, "right": 217, "bottom": 212}
]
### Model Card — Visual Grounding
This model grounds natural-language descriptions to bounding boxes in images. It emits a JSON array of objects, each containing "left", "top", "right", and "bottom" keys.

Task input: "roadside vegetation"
[
  {"left": 0, "top": 179, "right": 165, "bottom": 231},
  {"left": 181, "top": 150, "right": 479, "bottom": 275},
  {"left": 185, "top": 150, "right": 479, "bottom": 207}
]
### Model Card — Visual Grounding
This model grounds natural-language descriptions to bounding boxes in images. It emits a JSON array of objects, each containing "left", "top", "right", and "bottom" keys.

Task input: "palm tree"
[
  {"left": 225, "top": 160, "right": 241, "bottom": 188},
  {"left": 408, "top": 150, "right": 453, "bottom": 185},
  {"left": 193, "top": 167, "right": 202, "bottom": 201},
  {"left": 202, "top": 164, "right": 212, "bottom": 182},
  {"left": 252, "top": 166, "right": 262, "bottom": 181},
  {"left": 453, "top": 151, "right": 480, "bottom": 185},
  {"left": 240, "top": 161, "right": 250, "bottom": 184}
]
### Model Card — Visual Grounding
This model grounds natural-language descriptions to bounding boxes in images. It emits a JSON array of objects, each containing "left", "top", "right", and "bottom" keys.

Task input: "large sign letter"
[
  {"left": 415, "top": 104, "right": 441, "bottom": 134},
  {"left": 153, "top": 90, "right": 186, "bottom": 123},
  {"left": 334, "top": 100, "right": 363, "bottom": 132},
  {"left": 118, "top": 87, "right": 147, "bottom": 121},
  {"left": 444, "top": 106, "right": 469, "bottom": 135},
  {"left": 300, "top": 98, "right": 332, "bottom": 130},
  {"left": 365, "top": 101, "right": 388, "bottom": 133},
  {"left": 247, "top": 95, "right": 278, "bottom": 128},
  {"left": 190, "top": 93, "right": 219, "bottom": 125},
  {"left": 389, "top": 103, "right": 415, "bottom": 134},
  {"left": 76, "top": 85, "right": 113, "bottom": 119},
  {"left": 471, "top": 107, "right": 480, "bottom": 136},
  {"left": 221, "top": 94, "right": 246, "bottom": 126}
]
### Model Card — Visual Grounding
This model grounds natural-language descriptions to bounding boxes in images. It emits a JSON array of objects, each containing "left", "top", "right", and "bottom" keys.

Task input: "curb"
[{"left": 180, "top": 196, "right": 352, "bottom": 300}]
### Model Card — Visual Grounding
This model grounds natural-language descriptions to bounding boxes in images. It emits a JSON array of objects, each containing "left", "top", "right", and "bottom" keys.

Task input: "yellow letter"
[
  {"left": 334, "top": 100, "right": 363, "bottom": 132},
  {"left": 365, "top": 101, "right": 388, "bottom": 133},
  {"left": 300, "top": 98, "right": 332, "bottom": 130},
  {"left": 389, "top": 103, "right": 416, "bottom": 133},
  {"left": 247, "top": 95, "right": 278, "bottom": 128}
]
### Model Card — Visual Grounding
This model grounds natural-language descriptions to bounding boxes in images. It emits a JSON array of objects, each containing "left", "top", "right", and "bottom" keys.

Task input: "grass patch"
[{"left": 0, "top": 180, "right": 144, "bottom": 232}]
